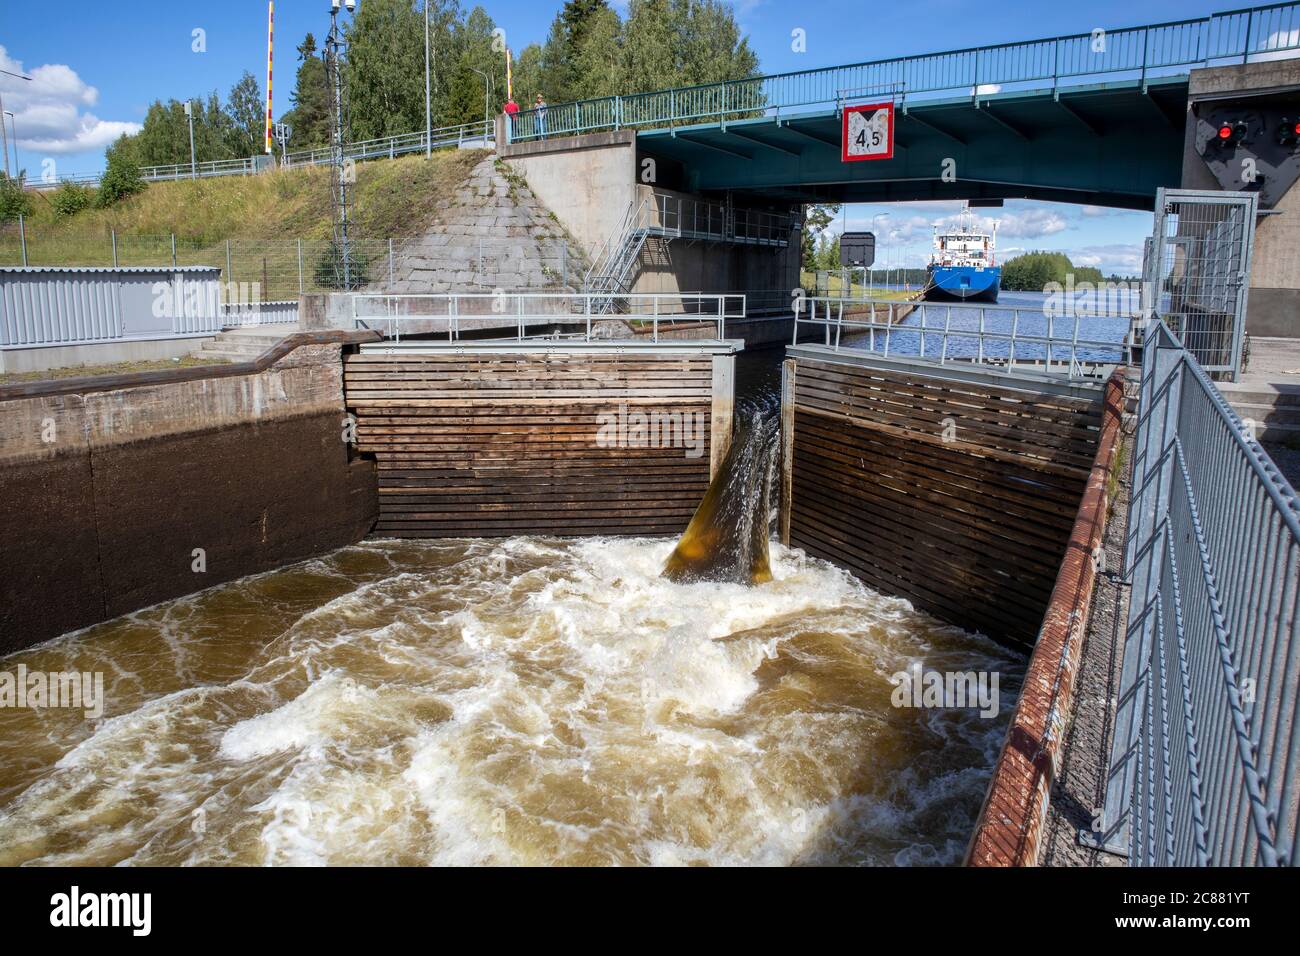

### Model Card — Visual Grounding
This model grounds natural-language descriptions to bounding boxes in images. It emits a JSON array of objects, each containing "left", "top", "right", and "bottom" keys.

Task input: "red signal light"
[{"left": 1219, "top": 124, "right": 1233, "bottom": 140}]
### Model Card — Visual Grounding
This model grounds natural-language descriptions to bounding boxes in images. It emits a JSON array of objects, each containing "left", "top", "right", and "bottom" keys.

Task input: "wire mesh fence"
[
  {"left": 0, "top": 227, "right": 579, "bottom": 301},
  {"left": 1149, "top": 188, "right": 1257, "bottom": 378},
  {"left": 1094, "top": 319, "right": 1300, "bottom": 865}
]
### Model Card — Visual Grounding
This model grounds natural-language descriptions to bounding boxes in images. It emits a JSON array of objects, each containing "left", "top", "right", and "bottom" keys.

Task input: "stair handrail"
[{"left": 583, "top": 195, "right": 649, "bottom": 291}]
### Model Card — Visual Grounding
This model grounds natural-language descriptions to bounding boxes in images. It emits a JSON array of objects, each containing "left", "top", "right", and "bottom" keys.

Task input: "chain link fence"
[{"left": 0, "top": 226, "right": 577, "bottom": 302}]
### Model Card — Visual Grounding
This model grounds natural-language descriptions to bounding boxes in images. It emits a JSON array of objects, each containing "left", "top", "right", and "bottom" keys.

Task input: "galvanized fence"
[
  {"left": 1094, "top": 320, "right": 1300, "bottom": 866},
  {"left": 1148, "top": 188, "right": 1257, "bottom": 379},
  {"left": 0, "top": 230, "right": 578, "bottom": 302},
  {"left": 508, "top": 2, "right": 1300, "bottom": 141}
]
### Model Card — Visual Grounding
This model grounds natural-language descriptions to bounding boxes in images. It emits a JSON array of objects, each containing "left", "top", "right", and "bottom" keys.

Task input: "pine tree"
[
  {"left": 619, "top": 0, "right": 681, "bottom": 93},
  {"left": 281, "top": 34, "right": 332, "bottom": 151}
]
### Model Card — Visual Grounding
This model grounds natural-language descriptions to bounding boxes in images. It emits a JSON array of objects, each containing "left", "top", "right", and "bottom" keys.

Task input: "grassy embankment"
[
  {"left": 799, "top": 272, "right": 917, "bottom": 301},
  {"left": 0, "top": 150, "right": 488, "bottom": 300}
]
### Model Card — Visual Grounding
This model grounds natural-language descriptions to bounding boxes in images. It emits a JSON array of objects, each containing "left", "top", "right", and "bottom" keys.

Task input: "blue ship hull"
[{"left": 925, "top": 265, "right": 1000, "bottom": 303}]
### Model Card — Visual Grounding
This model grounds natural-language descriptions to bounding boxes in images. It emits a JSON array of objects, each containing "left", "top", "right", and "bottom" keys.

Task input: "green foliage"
[
  {"left": 0, "top": 173, "right": 28, "bottom": 220},
  {"left": 95, "top": 149, "right": 145, "bottom": 208},
  {"left": 345, "top": 0, "right": 451, "bottom": 140},
  {"left": 802, "top": 203, "right": 841, "bottom": 271},
  {"left": 226, "top": 71, "right": 265, "bottom": 158},
  {"left": 49, "top": 181, "right": 95, "bottom": 218},
  {"left": 811, "top": 232, "right": 841, "bottom": 271},
  {"left": 1000, "top": 251, "right": 1105, "bottom": 291},
  {"left": 103, "top": 0, "right": 763, "bottom": 172},
  {"left": 516, "top": 0, "right": 756, "bottom": 105},
  {"left": 281, "top": 34, "right": 332, "bottom": 152},
  {"left": 0, "top": 173, "right": 31, "bottom": 223},
  {"left": 314, "top": 239, "right": 372, "bottom": 290},
  {"left": 129, "top": 93, "right": 232, "bottom": 167},
  {"left": 445, "top": 7, "right": 500, "bottom": 126}
]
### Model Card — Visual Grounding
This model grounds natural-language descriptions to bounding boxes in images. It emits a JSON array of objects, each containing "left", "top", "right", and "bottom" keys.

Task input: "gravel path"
[{"left": 1040, "top": 433, "right": 1132, "bottom": 867}]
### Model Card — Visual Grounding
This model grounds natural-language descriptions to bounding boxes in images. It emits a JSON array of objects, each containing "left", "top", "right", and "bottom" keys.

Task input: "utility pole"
[
  {"left": 185, "top": 100, "right": 197, "bottom": 179},
  {"left": 327, "top": 0, "right": 357, "bottom": 290},
  {"left": 424, "top": 0, "right": 432, "bottom": 157}
]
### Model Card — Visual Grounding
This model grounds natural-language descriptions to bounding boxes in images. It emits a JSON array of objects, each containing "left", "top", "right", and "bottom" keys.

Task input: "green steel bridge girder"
[{"left": 634, "top": 77, "right": 1190, "bottom": 211}]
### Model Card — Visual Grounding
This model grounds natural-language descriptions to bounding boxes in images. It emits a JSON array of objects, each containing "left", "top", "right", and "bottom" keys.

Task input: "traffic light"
[
  {"left": 1216, "top": 119, "right": 1249, "bottom": 147},
  {"left": 1278, "top": 117, "right": 1300, "bottom": 148}
]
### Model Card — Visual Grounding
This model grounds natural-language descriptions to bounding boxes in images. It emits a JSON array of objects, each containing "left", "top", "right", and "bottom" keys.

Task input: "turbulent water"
[
  {"left": 0, "top": 537, "right": 1023, "bottom": 866},
  {"left": 663, "top": 404, "right": 780, "bottom": 585}
]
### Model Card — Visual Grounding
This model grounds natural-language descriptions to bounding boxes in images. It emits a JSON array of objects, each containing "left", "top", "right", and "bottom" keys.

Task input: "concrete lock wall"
[
  {"left": 0, "top": 334, "right": 379, "bottom": 654},
  {"left": 1184, "top": 60, "right": 1300, "bottom": 336},
  {"left": 500, "top": 131, "right": 638, "bottom": 257},
  {"left": 501, "top": 132, "right": 801, "bottom": 301}
]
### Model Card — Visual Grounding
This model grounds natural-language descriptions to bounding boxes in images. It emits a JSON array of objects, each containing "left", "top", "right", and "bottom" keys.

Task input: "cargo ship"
[{"left": 925, "top": 204, "right": 1000, "bottom": 303}]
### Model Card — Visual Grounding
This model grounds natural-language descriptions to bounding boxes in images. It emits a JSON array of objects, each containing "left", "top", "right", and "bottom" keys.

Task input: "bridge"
[{"left": 505, "top": 3, "right": 1300, "bottom": 210}]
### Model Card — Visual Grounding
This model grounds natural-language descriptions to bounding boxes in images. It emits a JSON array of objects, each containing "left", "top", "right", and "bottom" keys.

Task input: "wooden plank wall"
[
  {"left": 787, "top": 355, "right": 1105, "bottom": 648},
  {"left": 344, "top": 350, "right": 720, "bottom": 537}
]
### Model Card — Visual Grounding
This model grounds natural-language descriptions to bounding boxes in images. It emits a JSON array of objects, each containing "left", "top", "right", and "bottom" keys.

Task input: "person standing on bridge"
[
  {"left": 503, "top": 97, "right": 519, "bottom": 136},
  {"left": 535, "top": 93, "right": 548, "bottom": 139}
]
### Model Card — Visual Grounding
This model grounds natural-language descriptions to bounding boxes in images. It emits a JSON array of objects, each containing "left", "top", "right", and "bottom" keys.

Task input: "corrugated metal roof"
[{"left": 0, "top": 265, "right": 222, "bottom": 274}]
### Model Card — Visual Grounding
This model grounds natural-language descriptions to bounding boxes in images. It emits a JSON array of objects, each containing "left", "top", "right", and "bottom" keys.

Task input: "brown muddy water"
[{"left": 0, "top": 534, "right": 1023, "bottom": 866}]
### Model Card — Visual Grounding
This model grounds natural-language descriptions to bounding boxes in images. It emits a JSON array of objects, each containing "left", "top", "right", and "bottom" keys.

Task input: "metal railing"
[
  {"left": 281, "top": 120, "right": 492, "bottom": 169},
  {"left": 792, "top": 295, "right": 1138, "bottom": 378},
  {"left": 1094, "top": 320, "right": 1300, "bottom": 866},
  {"left": 219, "top": 300, "right": 299, "bottom": 327},
  {"left": 37, "top": 120, "right": 493, "bottom": 188},
  {"left": 507, "top": 3, "right": 1300, "bottom": 142},
  {"left": 647, "top": 194, "right": 796, "bottom": 246},
  {"left": 139, "top": 156, "right": 262, "bottom": 183},
  {"left": 350, "top": 291, "right": 745, "bottom": 343}
]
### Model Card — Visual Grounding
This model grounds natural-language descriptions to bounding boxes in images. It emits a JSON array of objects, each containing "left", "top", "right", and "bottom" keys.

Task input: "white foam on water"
[{"left": 0, "top": 535, "right": 1021, "bottom": 866}]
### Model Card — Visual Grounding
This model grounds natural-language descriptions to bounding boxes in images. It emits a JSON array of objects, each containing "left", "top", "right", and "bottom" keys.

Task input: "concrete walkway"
[
  {"left": 191, "top": 323, "right": 300, "bottom": 363},
  {"left": 1219, "top": 337, "right": 1300, "bottom": 487}
]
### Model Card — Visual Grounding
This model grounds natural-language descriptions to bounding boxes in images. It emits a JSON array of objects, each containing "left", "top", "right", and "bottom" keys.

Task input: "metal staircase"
[
  {"left": 582, "top": 193, "right": 797, "bottom": 313},
  {"left": 583, "top": 198, "right": 654, "bottom": 312}
]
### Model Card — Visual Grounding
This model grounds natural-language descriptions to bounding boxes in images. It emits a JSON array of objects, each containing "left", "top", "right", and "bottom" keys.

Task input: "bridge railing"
[
  {"left": 1094, "top": 319, "right": 1300, "bottom": 865},
  {"left": 350, "top": 291, "right": 745, "bottom": 343},
  {"left": 792, "top": 295, "right": 1138, "bottom": 379},
  {"left": 507, "top": 2, "right": 1300, "bottom": 142}
]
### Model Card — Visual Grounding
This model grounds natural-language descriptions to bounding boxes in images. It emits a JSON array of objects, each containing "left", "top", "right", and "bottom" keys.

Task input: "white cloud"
[
  {"left": 1065, "top": 243, "right": 1144, "bottom": 275},
  {"left": 1254, "top": 30, "right": 1300, "bottom": 62},
  {"left": 0, "top": 45, "right": 141, "bottom": 156}
]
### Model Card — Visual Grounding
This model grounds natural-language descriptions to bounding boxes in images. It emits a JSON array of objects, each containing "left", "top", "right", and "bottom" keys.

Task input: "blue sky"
[{"left": 0, "top": 0, "right": 1255, "bottom": 272}]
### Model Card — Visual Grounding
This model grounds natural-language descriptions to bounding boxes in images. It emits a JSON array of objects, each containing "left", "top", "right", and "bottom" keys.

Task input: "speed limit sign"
[{"left": 842, "top": 102, "right": 894, "bottom": 162}]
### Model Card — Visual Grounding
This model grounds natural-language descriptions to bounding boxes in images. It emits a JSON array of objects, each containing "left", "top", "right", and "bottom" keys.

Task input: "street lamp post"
[
  {"left": 0, "top": 68, "right": 33, "bottom": 180},
  {"left": 470, "top": 67, "right": 490, "bottom": 141},
  {"left": 3, "top": 112, "right": 17, "bottom": 178}
]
